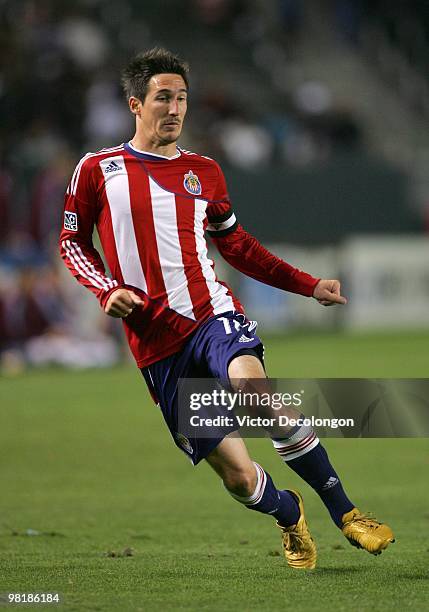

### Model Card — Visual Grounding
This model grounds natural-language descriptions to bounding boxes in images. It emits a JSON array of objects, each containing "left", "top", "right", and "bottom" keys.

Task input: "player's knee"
[
  {"left": 228, "top": 354, "right": 265, "bottom": 380},
  {"left": 223, "top": 467, "right": 257, "bottom": 497}
]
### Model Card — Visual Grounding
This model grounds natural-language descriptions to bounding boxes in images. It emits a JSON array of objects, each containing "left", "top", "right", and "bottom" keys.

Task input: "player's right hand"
[{"left": 104, "top": 288, "right": 144, "bottom": 318}]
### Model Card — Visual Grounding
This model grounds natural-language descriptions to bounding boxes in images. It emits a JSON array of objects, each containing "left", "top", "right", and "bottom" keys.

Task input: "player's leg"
[
  {"left": 142, "top": 314, "right": 316, "bottom": 567},
  {"left": 229, "top": 353, "right": 395, "bottom": 555},
  {"left": 205, "top": 432, "right": 316, "bottom": 569},
  {"left": 228, "top": 354, "right": 355, "bottom": 526},
  {"left": 193, "top": 315, "right": 316, "bottom": 566},
  {"left": 205, "top": 432, "right": 299, "bottom": 525}
]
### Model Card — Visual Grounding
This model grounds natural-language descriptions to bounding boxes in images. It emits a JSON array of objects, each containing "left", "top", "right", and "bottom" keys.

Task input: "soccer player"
[{"left": 59, "top": 48, "right": 394, "bottom": 568}]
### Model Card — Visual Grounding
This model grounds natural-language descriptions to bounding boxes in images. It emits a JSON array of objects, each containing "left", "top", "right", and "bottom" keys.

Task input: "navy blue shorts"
[{"left": 141, "top": 312, "right": 264, "bottom": 465}]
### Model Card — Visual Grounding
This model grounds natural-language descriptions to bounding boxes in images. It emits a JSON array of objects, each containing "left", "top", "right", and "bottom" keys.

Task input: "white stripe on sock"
[{"left": 226, "top": 462, "right": 267, "bottom": 506}]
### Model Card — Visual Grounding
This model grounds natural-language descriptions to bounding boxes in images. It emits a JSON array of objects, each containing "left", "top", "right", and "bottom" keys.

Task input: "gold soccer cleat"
[
  {"left": 277, "top": 490, "right": 317, "bottom": 569},
  {"left": 341, "top": 508, "right": 395, "bottom": 555}
]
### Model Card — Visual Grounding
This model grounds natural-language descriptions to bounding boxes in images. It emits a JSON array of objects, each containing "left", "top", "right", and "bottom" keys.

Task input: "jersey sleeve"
[
  {"left": 205, "top": 163, "right": 238, "bottom": 237},
  {"left": 207, "top": 165, "right": 319, "bottom": 297},
  {"left": 211, "top": 224, "right": 319, "bottom": 296},
  {"left": 59, "top": 156, "right": 121, "bottom": 308}
]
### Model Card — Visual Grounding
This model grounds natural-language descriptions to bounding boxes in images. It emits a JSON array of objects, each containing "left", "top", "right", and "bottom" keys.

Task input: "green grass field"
[{"left": 1, "top": 331, "right": 428, "bottom": 611}]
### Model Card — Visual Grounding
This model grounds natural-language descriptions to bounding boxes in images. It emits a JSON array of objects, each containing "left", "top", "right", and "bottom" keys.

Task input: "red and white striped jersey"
[{"left": 60, "top": 142, "right": 318, "bottom": 367}]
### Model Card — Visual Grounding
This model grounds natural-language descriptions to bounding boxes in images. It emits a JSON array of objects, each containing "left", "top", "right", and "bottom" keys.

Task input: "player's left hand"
[{"left": 312, "top": 279, "right": 347, "bottom": 306}]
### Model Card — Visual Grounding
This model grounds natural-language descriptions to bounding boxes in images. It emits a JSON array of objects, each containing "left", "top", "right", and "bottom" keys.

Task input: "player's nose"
[{"left": 168, "top": 99, "right": 179, "bottom": 115}]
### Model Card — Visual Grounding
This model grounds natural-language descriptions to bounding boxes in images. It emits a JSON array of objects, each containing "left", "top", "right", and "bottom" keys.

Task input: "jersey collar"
[{"left": 124, "top": 141, "right": 182, "bottom": 161}]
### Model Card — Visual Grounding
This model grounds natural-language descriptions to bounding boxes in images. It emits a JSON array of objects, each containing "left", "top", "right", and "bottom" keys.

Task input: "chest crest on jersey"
[{"left": 183, "top": 170, "right": 202, "bottom": 196}]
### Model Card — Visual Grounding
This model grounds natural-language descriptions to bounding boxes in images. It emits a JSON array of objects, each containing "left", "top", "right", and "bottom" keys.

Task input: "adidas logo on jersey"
[{"left": 104, "top": 160, "right": 122, "bottom": 173}]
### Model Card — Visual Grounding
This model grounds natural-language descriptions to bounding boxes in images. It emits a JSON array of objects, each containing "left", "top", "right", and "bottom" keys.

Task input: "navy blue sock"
[
  {"left": 286, "top": 443, "right": 354, "bottom": 527},
  {"left": 274, "top": 489, "right": 300, "bottom": 528},
  {"left": 227, "top": 462, "right": 300, "bottom": 527}
]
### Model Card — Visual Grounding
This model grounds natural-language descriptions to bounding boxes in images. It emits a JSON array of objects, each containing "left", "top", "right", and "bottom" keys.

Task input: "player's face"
[{"left": 138, "top": 73, "right": 187, "bottom": 145}]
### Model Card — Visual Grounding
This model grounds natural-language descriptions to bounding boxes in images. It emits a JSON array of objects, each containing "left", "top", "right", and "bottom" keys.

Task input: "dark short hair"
[{"left": 121, "top": 47, "right": 189, "bottom": 102}]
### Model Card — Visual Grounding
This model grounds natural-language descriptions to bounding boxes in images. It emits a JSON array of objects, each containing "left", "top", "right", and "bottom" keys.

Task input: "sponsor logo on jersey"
[
  {"left": 104, "top": 160, "right": 122, "bottom": 173},
  {"left": 175, "top": 433, "right": 194, "bottom": 455},
  {"left": 64, "top": 211, "right": 78, "bottom": 231},
  {"left": 183, "top": 170, "right": 202, "bottom": 195}
]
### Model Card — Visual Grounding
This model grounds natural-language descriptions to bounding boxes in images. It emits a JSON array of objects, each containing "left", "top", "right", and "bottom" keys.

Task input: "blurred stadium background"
[{"left": 0, "top": 0, "right": 428, "bottom": 370}]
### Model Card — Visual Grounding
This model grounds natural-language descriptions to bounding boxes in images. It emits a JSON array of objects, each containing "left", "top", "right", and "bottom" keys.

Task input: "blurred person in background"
[
  {"left": 0, "top": 265, "right": 65, "bottom": 372},
  {"left": 29, "top": 150, "right": 75, "bottom": 252},
  {"left": 59, "top": 47, "right": 394, "bottom": 569},
  {"left": 0, "top": 167, "right": 12, "bottom": 246},
  {"left": 0, "top": 264, "right": 119, "bottom": 373}
]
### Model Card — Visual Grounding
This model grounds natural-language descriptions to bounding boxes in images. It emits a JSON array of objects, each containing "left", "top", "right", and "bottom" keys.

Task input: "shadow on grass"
[
  {"left": 315, "top": 567, "right": 429, "bottom": 581},
  {"left": 395, "top": 572, "right": 429, "bottom": 581},
  {"left": 312, "top": 566, "right": 366, "bottom": 575}
]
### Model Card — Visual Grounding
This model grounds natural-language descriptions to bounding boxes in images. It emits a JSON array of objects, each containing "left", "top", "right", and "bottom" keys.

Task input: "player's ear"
[{"left": 129, "top": 97, "right": 142, "bottom": 116}]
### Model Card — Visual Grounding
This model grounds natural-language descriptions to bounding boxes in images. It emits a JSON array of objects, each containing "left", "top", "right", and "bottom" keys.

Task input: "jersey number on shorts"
[{"left": 218, "top": 317, "right": 242, "bottom": 335}]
